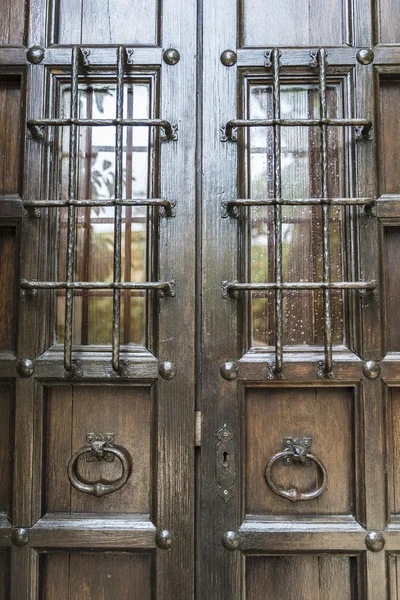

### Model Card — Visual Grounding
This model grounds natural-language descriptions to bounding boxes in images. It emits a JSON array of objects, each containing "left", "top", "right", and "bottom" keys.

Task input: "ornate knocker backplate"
[
  {"left": 265, "top": 437, "right": 328, "bottom": 503},
  {"left": 67, "top": 433, "right": 131, "bottom": 497}
]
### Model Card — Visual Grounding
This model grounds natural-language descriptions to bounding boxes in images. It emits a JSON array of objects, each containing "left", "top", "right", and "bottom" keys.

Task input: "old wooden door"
[
  {"left": 199, "top": 0, "right": 400, "bottom": 598},
  {"left": 0, "top": 0, "right": 400, "bottom": 598}
]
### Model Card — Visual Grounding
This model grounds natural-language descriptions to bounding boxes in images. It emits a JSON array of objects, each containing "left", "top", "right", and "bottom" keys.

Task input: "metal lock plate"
[
  {"left": 283, "top": 437, "right": 312, "bottom": 467},
  {"left": 86, "top": 433, "right": 115, "bottom": 462}
]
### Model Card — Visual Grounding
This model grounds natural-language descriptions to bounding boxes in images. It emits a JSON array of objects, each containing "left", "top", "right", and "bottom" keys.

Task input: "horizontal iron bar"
[
  {"left": 222, "top": 197, "right": 375, "bottom": 214},
  {"left": 24, "top": 198, "right": 174, "bottom": 212},
  {"left": 222, "top": 280, "right": 377, "bottom": 297},
  {"left": 223, "top": 118, "right": 372, "bottom": 140},
  {"left": 21, "top": 279, "right": 175, "bottom": 295},
  {"left": 27, "top": 118, "right": 176, "bottom": 140}
]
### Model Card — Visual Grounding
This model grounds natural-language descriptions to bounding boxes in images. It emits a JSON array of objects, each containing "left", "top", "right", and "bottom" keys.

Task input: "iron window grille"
[{"left": 221, "top": 48, "right": 377, "bottom": 375}]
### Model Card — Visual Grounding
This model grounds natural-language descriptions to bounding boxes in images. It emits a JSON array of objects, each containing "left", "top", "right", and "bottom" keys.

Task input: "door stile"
[
  {"left": 200, "top": 0, "right": 241, "bottom": 598},
  {"left": 157, "top": 0, "right": 196, "bottom": 598}
]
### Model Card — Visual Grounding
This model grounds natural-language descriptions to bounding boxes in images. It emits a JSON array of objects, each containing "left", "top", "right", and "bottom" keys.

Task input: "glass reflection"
[
  {"left": 250, "top": 84, "right": 346, "bottom": 347},
  {"left": 56, "top": 82, "right": 151, "bottom": 346}
]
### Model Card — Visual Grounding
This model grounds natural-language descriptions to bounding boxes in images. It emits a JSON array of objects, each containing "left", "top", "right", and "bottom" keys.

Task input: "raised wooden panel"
[
  {"left": 0, "top": 228, "right": 17, "bottom": 352},
  {"left": 0, "top": 76, "right": 23, "bottom": 196},
  {"left": 387, "top": 389, "right": 400, "bottom": 516},
  {"left": 378, "top": 0, "right": 400, "bottom": 44},
  {"left": 246, "top": 555, "right": 358, "bottom": 599},
  {"left": 246, "top": 387, "right": 355, "bottom": 516},
  {"left": 241, "top": 0, "right": 350, "bottom": 47},
  {"left": 45, "top": 385, "right": 151, "bottom": 515},
  {"left": 0, "top": 385, "right": 13, "bottom": 515},
  {"left": 55, "top": 0, "right": 159, "bottom": 45},
  {"left": 40, "top": 552, "right": 152, "bottom": 600},
  {"left": 380, "top": 79, "right": 400, "bottom": 195},
  {"left": 0, "top": 552, "right": 9, "bottom": 600},
  {"left": 0, "top": 1, "right": 26, "bottom": 45},
  {"left": 384, "top": 228, "right": 400, "bottom": 352},
  {"left": 389, "top": 555, "right": 400, "bottom": 599}
]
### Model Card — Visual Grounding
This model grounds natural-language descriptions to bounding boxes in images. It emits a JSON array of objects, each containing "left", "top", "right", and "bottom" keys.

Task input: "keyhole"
[{"left": 222, "top": 451, "right": 228, "bottom": 467}]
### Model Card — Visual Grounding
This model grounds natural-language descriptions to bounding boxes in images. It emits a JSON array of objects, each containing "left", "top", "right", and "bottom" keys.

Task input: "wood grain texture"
[
  {"left": 241, "top": 0, "right": 347, "bottom": 46},
  {"left": 56, "top": 0, "right": 159, "bottom": 45},
  {"left": 0, "top": 228, "right": 17, "bottom": 353},
  {"left": 0, "top": 77, "right": 22, "bottom": 196},
  {"left": 246, "top": 554, "right": 357, "bottom": 599},
  {"left": 387, "top": 388, "right": 400, "bottom": 516},
  {"left": 378, "top": 0, "right": 400, "bottom": 43},
  {"left": 246, "top": 387, "right": 354, "bottom": 516},
  {"left": 384, "top": 228, "right": 400, "bottom": 351},
  {"left": 0, "top": 0, "right": 26, "bottom": 45},
  {"left": 45, "top": 385, "right": 151, "bottom": 515},
  {"left": 0, "top": 385, "right": 12, "bottom": 515},
  {"left": 379, "top": 79, "right": 400, "bottom": 196},
  {"left": 40, "top": 552, "right": 152, "bottom": 600},
  {"left": 0, "top": 552, "right": 9, "bottom": 599}
]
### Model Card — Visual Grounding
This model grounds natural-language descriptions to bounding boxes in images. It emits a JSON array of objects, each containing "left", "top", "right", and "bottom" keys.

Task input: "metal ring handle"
[
  {"left": 67, "top": 446, "right": 130, "bottom": 497},
  {"left": 265, "top": 450, "right": 327, "bottom": 503}
]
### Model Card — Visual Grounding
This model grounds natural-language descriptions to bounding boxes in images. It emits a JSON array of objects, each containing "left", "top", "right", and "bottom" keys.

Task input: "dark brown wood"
[{"left": 0, "top": 227, "right": 17, "bottom": 353}]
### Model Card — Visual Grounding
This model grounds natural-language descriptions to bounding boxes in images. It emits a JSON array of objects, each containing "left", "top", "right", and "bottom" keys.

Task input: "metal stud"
[
  {"left": 159, "top": 361, "right": 176, "bottom": 380},
  {"left": 365, "top": 531, "right": 385, "bottom": 552},
  {"left": 11, "top": 528, "right": 29, "bottom": 547},
  {"left": 163, "top": 48, "right": 180, "bottom": 65},
  {"left": 363, "top": 360, "right": 381, "bottom": 380},
  {"left": 356, "top": 49, "right": 374, "bottom": 65},
  {"left": 222, "top": 530, "right": 240, "bottom": 551},
  {"left": 220, "top": 50, "right": 237, "bottom": 67},
  {"left": 16, "top": 358, "right": 34, "bottom": 378},
  {"left": 156, "top": 529, "right": 173, "bottom": 549},
  {"left": 220, "top": 361, "right": 239, "bottom": 381},
  {"left": 27, "top": 46, "right": 45, "bottom": 64}
]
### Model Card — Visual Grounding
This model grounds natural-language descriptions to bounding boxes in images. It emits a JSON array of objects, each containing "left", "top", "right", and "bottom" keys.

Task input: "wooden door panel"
[
  {"left": 40, "top": 551, "right": 152, "bottom": 599},
  {"left": 379, "top": 78, "right": 400, "bottom": 196},
  {"left": 0, "top": 384, "right": 13, "bottom": 516},
  {"left": 0, "top": 1, "right": 26, "bottom": 46},
  {"left": 378, "top": 0, "right": 400, "bottom": 44},
  {"left": 241, "top": 0, "right": 351, "bottom": 47},
  {"left": 0, "top": 76, "right": 23, "bottom": 197},
  {"left": 384, "top": 227, "right": 400, "bottom": 352},
  {"left": 45, "top": 385, "right": 151, "bottom": 515},
  {"left": 55, "top": 0, "right": 160, "bottom": 46},
  {"left": 0, "top": 227, "right": 18, "bottom": 353},
  {"left": 246, "top": 554, "right": 360, "bottom": 599},
  {"left": 245, "top": 386, "right": 355, "bottom": 516}
]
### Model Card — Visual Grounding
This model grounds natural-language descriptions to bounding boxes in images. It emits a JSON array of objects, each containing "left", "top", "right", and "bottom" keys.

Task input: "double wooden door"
[{"left": 0, "top": 0, "right": 400, "bottom": 597}]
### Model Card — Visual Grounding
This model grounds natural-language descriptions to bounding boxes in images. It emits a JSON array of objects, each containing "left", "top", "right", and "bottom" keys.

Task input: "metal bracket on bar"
[
  {"left": 282, "top": 437, "right": 312, "bottom": 466},
  {"left": 221, "top": 197, "right": 376, "bottom": 217}
]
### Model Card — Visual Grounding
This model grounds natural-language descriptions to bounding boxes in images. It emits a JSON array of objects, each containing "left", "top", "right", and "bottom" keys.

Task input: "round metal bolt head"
[
  {"left": 220, "top": 361, "right": 239, "bottom": 381},
  {"left": 356, "top": 48, "right": 374, "bottom": 65},
  {"left": 365, "top": 531, "right": 385, "bottom": 552},
  {"left": 16, "top": 358, "right": 34, "bottom": 378},
  {"left": 163, "top": 48, "right": 180, "bottom": 65},
  {"left": 27, "top": 46, "right": 45, "bottom": 64},
  {"left": 159, "top": 361, "right": 176, "bottom": 380},
  {"left": 220, "top": 49, "right": 237, "bottom": 67},
  {"left": 11, "top": 528, "right": 29, "bottom": 547},
  {"left": 156, "top": 529, "right": 173, "bottom": 550},
  {"left": 222, "top": 530, "right": 240, "bottom": 551},
  {"left": 363, "top": 360, "right": 381, "bottom": 380}
]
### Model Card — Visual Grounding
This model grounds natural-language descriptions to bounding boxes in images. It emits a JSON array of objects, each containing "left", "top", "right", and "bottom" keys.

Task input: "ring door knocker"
[
  {"left": 265, "top": 437, "right": 328, "bottom": 503},
  {"left": 67, "top": 433, "right": 131, "bottom": 497}
]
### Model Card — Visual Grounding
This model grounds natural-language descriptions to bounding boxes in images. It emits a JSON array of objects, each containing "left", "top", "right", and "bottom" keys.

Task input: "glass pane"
[
  {"left": 56, "top": 81, "right": 151, "bottom": 346},
  {"left": 250, "top": 83, "right": 346, "bottom": 348}
]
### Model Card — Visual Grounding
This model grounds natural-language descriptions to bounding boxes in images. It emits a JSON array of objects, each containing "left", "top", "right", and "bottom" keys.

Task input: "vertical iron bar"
[
  {"left": 112, "top": 46, "right": 125, "bottom": 372},
  {"left": 272, "top": 48, "right": 283, "bottom": 374},
  {"left": 318, "top": 48, "right": 333, "bottom": 373},
  {"left": 64, "top": 46, "right": 80, "bottom": 372}
]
